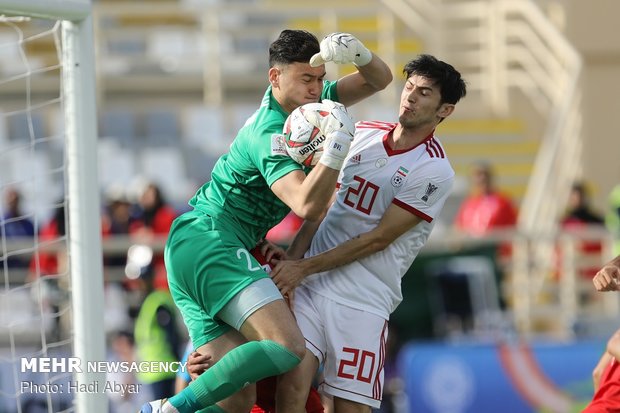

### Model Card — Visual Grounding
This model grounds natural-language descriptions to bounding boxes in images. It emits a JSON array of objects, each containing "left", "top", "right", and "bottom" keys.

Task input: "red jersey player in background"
[{"left": 584, "top": 254, "right": 620, "bottom": 412}]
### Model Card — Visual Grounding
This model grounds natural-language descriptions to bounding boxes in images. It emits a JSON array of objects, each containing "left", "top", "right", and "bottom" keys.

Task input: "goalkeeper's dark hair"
[
  {"left": 403, "top": 54, "right": 467, "bottom": 105},
  {"left": 269, "top": 29, "right": 320, "bottom": 67}
]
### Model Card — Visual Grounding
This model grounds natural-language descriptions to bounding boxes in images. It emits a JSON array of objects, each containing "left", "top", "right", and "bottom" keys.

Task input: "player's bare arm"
[
  {"left": 593, "top": 254, "right": 620, "bottom": 292},
  {"left": 271, "top": 203, "right": 423, "bottom": 295},
  {"left": 271, "top": 168, "right": 339, "bottom": 221},
  {"left": 282, "top": 192, "right": 335, "bottom": 261},
  {"left": 335, "top": 55, "right": 393, "bottom": 107},
  {"left": 285, "top": 218, "right": 324, "bottom": 261}
]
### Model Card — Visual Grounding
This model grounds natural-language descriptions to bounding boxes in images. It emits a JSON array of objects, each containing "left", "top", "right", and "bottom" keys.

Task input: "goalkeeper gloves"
[
  {"left": 318, "top": 100, "right": 356, "bottom": 170},
  {"left": 310, "top": 32, "right": 372, "bottom": 67}
]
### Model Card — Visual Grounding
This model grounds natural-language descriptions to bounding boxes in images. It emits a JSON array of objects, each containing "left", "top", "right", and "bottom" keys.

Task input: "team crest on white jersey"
[
  {"left": 416, "top": 178, "right": 440, "bottom": 204},
  {"left": 271, "top": 134, "right": 287, "bottom": 156},
  {"left": 391, "top": 166, "right": 409, "bottom": 187}
]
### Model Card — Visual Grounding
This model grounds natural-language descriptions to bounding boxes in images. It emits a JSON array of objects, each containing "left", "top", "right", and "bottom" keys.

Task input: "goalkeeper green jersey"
[{"left": 188, "top": 81, "right": 339, "bottom": 248}]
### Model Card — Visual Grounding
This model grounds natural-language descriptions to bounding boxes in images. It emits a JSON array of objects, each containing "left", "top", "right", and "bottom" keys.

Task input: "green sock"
[
  {"left": 196, "top": 406, "right": 226, "bottom": 413},
  {"left": 168, "top": 340, "right": 300, "bottom": 412}
]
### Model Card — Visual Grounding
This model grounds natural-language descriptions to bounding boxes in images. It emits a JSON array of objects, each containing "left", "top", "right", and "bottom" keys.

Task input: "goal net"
[{"left": 0, "top": 1, "right": 106, "bottom": 412}]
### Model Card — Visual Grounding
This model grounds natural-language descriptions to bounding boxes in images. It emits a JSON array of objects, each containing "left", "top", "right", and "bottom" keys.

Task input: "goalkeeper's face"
[{"left": 269, "top": 62, "right": 327, "bottom": 114}]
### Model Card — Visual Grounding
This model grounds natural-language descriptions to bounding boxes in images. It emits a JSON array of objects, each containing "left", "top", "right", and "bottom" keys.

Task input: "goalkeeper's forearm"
[
  {"left": 290, "top": 165, "right": 339, "bottom": 221},
  {"left": 355, "top": 52, "right": 393, "bottom": 91}
]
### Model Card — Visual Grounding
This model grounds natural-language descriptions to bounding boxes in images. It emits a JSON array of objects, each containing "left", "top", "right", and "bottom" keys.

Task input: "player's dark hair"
[
  {"left": 403, "top": 54, "right": 467, "bottom": 105},
  {"left": 269, "top": 29, "right": 320, "bottom": 67}
]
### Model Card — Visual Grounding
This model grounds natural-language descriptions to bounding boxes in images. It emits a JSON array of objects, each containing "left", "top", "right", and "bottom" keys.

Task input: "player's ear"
[
  {"left": 437, "top": 103, "right": 455, "bottom": 119},
  {"left": 268, "top": 67, "right": 280, "bottom": 88}
]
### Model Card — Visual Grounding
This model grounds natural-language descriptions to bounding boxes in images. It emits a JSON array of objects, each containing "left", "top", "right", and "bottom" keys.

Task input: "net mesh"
[{"left": 0, "top": 16, "right": 75, "bottom": 412}]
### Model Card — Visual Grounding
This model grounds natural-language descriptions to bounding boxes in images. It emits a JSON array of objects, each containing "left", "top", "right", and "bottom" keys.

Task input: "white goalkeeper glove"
[
  {"left": 318, "top": 100, "right": 356, "bottom": 170},
  {"left": 310, "top": 32, "right": 372, "bottom": 67}
]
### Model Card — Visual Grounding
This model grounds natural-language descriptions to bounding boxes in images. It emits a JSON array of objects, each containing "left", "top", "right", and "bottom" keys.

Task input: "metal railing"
[
  {"left": 381, "top": 0, "right": 582, "bottom": 235},
  {"left": 2, "top": 227, "right": 617, "bottom": 339}
]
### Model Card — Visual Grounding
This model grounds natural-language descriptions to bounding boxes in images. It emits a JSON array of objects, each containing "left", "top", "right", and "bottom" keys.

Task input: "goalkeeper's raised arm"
[{"left": 311, "top": 32, "right": 393, "bottom": 107}]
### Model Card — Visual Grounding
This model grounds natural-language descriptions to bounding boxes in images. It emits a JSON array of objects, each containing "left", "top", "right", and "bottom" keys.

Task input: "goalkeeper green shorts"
[{"left": 165, "top": 210, "right": 272, "bottom": 349}]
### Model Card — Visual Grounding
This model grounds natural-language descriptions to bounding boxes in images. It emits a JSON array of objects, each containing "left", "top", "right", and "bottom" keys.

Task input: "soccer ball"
[{"left": 283, "top": 100, "right": 353, "bottom": 167}]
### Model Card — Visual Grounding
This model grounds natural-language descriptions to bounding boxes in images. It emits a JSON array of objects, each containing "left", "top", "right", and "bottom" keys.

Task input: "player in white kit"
[{"left": 269, "top": 54, "right": 467, "bottom": 412}]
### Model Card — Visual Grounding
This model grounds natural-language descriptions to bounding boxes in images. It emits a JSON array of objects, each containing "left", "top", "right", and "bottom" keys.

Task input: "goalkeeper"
[{"left": 140, "top": 30, "right": 392, "bottom": 413}]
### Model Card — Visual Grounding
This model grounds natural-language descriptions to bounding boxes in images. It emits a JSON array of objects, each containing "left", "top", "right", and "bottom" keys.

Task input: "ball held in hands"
[{"left": 282, "top": 100, "right": 355, "bottom": 168}]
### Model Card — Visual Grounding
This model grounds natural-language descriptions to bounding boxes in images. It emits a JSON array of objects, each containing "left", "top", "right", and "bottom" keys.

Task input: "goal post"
[
  {"left": 62, "top": 12, "right": 108, "bottom": 413},
  {"left": 0, "top": 0, "right": 107, "bottom": 412}
]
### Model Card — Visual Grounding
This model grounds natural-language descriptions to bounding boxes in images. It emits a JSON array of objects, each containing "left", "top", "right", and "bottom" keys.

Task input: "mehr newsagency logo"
[{"left": 19, "top": 357, "right": 187, "bottom": 396}]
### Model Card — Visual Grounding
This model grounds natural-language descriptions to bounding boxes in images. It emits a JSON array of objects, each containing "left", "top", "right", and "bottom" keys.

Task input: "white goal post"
[{"left": 0, "top": 0, "right": 106, "bottom": 412}]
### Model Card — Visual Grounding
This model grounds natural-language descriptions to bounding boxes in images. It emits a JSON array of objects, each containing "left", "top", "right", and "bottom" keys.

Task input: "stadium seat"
[
  {"left": 138, "top": 147, "right": 189, "bottom": 203},
  {"left": 144, "top": 108, "right": 179, "bottom": 147},
  {"left": 98, "top": 137, "right": 137, "bottom": 189},
  {"left": 183, "top": 105, "right": 229, "bottom": 154},
  {"left": 182, "top": 146, "right": 218, "bottom": 184},
  {"left": 100, "top": 109, "right": 137, "bottom": 150}
]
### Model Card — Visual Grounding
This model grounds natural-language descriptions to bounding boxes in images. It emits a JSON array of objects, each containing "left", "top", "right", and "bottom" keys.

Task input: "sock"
[
  {"left": 196, "top": 406, "right": 226, "bottom": 413},
  {"left": 168, "top": 340, "right": 301, "bottom": 412}
]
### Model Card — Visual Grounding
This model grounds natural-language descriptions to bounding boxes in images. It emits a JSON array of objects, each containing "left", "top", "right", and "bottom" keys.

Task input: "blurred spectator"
[
  {"left": 131, "top": 182, "right": 177, "bottom": 238},
  {"left": 454, "top": 162, "right": 518, "bottom": 236},
  {"left": 562, "top": 182, "right": 604, "bottom": 226},
  {"left": 453, "top": 162, "right": 517, "bottom": 295},
  {"left": 557, "top": 181, "right": 605, "bottom": 279},
  {"left": 130, "top": 182, "right": 177, "bottom": 290},
  {"left": 28, "top": 202, "right": 69, "bottom": 340},
  {"left": 102, "top": 186, "right": 137, "bottom": 268},
  {"left": 1, "top": 187, "right": 35, "bottom": 268},
  {"left": 606, "top": 184, "right": 620, "bottom": 256},
  {"left": 29, "top": 202, "right": 67, "bottom": 278},
  {"left": 133, "top": 258, "right": 183, "bottom": 400},
  {"left": 103, "top": 186, "right": 136, "bottom": 236}
]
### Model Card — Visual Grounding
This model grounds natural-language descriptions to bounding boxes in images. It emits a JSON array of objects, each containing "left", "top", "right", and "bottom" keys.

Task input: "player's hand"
[
  {"left": 257, "top": 238, "right": 287, "bottom": 263},
  {"left": 270, "top": 259, "right": 307, "bottom": 296},
  {"left": 593, "top": 263, "right": 620, "bottom": 292},
  {"left": 318, "top": 100, "right": 355, "bottom": 170},
  {"left": 187, "top": 351, "right": 212, "bottom": 380},
  {"left": 310, "top": 32, "right": 372, "bottom": 67}
]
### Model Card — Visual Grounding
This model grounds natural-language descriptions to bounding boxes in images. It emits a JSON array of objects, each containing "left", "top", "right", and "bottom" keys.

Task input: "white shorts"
[{"left": 294, "top": 284, "right": 389, "bottom": 409}]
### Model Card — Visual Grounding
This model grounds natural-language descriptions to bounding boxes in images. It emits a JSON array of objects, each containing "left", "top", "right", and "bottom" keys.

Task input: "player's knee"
[{"left": 278, "top": 334, "right": 307, "bottom": 361}]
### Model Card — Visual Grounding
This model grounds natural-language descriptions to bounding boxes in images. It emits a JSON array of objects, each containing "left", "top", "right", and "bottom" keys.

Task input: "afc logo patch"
[
  {"left": 271, "top": 133, "right": 287, "bottom": 156},
  {"left": 415, "top": 178, "right": 440, "bottom": 204}
]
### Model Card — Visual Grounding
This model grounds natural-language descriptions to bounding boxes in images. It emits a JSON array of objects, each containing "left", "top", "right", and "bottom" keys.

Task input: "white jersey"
[{"left": 301, "top": 120, "right": 454, "bottom": 319}]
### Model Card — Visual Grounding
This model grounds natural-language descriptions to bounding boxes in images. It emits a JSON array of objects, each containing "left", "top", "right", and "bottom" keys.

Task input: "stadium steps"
[{"left": 436, "top": 118, "right": 535, "bottom": 207}]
